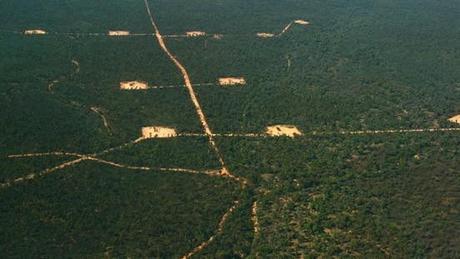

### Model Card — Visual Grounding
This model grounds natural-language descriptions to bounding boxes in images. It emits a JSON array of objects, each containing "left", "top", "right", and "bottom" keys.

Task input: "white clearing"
[
  {"left": 266, "top": 125, "right": 303, "bottom": 137},
  {"left": 141, "top": 126, "right": 177, "bottom": 138},
  {"left": 186, "top": 31, "right": 206, "bottom": 37},
  {"left": 448, "top": 114, "right": 460, "bottom": 124},
  {"left": 294, "top": 19, "right": 310, "bottom": 25},
  {"left": 120, "top": 81, "right": 149, "bottom": 90},
  {"left": 256, "top": 32, "right": 275, "bottom": 38},
  {"left": 218, "top": 77, "right": 246, "bottom": 86},
  {"left": 108, "top": 30, "right": 130, "bottom": 36},
  {"left": 24, "top": 29, "right": 47, "bottom": 35}
]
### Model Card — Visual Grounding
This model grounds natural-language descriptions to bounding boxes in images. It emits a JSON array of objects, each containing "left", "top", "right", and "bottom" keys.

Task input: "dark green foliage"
[
  {"left": 232, "top": 134, "right": 460, "bottom": 257},
  {"left": 0, "top": 0, "right": 459, "bottom": 257},
  {"left": 161, "top": 0, "right": 460, "bottom": 132},
  {"left": 0, "top": 0, "right": 153, "bottom": 32},
  {"left": 0, "top": 161, "right": 240, "bottom": 257},
  {"left": 0, "top": 35, "right": 201, "bottom": 153},
  {"left": 198, "top": 191, "right": 255, "bottom": 258},
  {"left": 0, "top": 156, "right": 70, "bottom": 182}
]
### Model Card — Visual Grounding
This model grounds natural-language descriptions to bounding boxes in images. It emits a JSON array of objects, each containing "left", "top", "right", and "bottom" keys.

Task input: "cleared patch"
[
  {"left": 24, "top": 29, "right": 47, "bottom": 35},
  {"left": 186, "top": 31, "right": 206, "bottom": 37},
  {"left": 294, "top": 19, "right": 310, "bottom": 25},
  {"left": 120, "top": 81, "right": 149, "bottom": 90},
  {"left": 108, "top": 30, "right": 130, "bottom": 36},
  {"left": 141, "top": 126, "right": 177, "bottom": 139},
  {"left": 448, "top": 114, "right": 460, "bottom": 124},
  {"left": 218, "top": 77, "right": 246, "bottom": 86},
  {"left": 257, "top": 32, "right": 275, "bottom": 38},
  {"left": 265, "top": 125, "right": 302, "bottom": 138}
]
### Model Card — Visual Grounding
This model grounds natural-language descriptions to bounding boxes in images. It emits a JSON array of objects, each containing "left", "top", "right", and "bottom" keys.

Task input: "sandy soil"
[
  {"left": 186, "top": 31, "right": 206, "bottom": 37},
  {"left": 108, "top": 30, "right": 130, "bottom": 36},
  {"left": 294, "top": 19, "right": 310, "bottom": 25},
  {"left": 24, "top": 29, "right": 47, "bottom": 35},
  {"left": 141, "top": 126, "right": 177, "bottom": 138},
  {"left": 257, "top": 32, "right": 275, "bottom": 38},
  {"left": 218, "top": 77, "right": 246, "bottom": 86},
  {"left": 120, "top": 81, "right": 149, "bottom": 90},
  {"left": 448, "top": 114, "right": 460, "bottom": 124},
  {"left": 266, "top": 125, "right": 303, "bottom": 137}
]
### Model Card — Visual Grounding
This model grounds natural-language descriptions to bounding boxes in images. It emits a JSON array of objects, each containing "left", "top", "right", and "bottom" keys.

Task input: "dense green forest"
[
  {"left": 163, "top": 0, "right": 460, "bottom": 132},
  {"left": 1, "top": 0, "right": 459, "bottom": 257},
  {"left": 0, "top": 161, "right": 241, "bottom": 257},
  {"left": 218, "top": 133, "right": 460, "bottom": 257},
  {"left": 0, "top": 0, "right": 152, "bottom": 32}
]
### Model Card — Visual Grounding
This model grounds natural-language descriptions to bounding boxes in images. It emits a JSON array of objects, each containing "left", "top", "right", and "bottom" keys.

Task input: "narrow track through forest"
[{"left": 143, "top": 0, "right": 248, "bottom": 256}]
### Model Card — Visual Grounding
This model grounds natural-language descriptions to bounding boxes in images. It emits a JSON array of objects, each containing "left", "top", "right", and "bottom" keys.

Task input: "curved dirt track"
[
  {"left": 2, "top": 141, "right": 221, "bottom": 189},
  {"left": 181, "top": 201, "right": 240, "bottom": 259},
  {"left": 143, "top": 0, "right": 245, "bottom": 183},
  {"left": 143, "top": 0, "right": 249, "bottom": 256}
]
